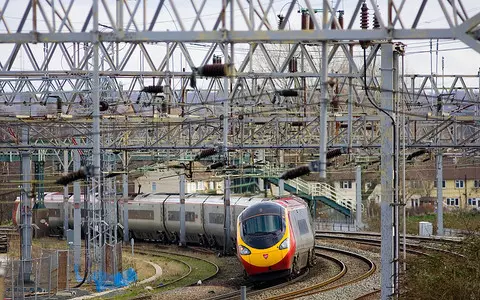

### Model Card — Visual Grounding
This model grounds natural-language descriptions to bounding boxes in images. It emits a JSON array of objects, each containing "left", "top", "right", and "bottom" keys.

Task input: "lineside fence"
[{"left": 1, "top": 242, "right": 130, "bottom": 299}]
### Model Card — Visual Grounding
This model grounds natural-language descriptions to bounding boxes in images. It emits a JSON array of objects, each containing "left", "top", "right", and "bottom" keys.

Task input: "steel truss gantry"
[{"left": 1, "top": 1, "right": 480, "bottom": 299}]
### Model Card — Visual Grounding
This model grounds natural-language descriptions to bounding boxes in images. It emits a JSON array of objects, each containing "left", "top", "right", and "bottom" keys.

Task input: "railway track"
[
  {"left": 130, "top": 247, "right": 219, "bottom": 300},
  {"left": 316, "top": 231, "right": 464, "bottom": 257},
  {"left": 207, "top": 244, "right": 375, "bottom": 300}
]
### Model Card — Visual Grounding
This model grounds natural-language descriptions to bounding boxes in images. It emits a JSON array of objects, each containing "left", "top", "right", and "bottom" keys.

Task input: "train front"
[{"left": 236, "top": 201, "right": 295, "bottom": 281}]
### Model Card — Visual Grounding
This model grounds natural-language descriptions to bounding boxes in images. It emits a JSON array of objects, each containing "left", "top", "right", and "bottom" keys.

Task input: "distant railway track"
[
  {"left": 132, "top": 247, "right": 219, "bottom": 300},
  {"left": 316, "top": 231, "right": 465, "bottom": 257}
]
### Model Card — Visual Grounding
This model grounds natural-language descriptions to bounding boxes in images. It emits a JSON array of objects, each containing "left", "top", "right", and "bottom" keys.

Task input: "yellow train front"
[{"left": 236, "top": 197, "right": 315, "bottom": 281}]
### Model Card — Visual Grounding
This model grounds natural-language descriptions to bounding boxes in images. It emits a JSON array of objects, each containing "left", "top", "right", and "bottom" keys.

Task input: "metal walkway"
[{"left": 266, "top": 177, "right": 352, "bottom": 217}]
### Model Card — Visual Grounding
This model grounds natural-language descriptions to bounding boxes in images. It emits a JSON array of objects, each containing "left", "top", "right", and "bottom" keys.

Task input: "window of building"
[
  {"left": 151, "top": 182, "right": 156, "bottom": 192},
  {"left": 433, "top": 180, "right": 446, "bottom": 188},
  {"left": 474, "top": 180, "right": 480, "bottom": 188},
  {"left": 341, "top": 181, "right": 352, "bottom": 189},
  {"left": 410, "top": 181, "right": 422, "bottom": 189},
  {"left": 455, "top": 180, "right": 464, "bottom": 188},
  {"left": 446, "top": 198, "right": 459, "bottom": 206},
  {"left": 468, "top": 198, "right": 477, "bottom": 206}
]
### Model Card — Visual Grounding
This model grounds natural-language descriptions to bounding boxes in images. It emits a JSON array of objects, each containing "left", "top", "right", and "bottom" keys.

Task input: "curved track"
[
  {"left": 260, "top": 245, "right": 376, "bottom": 300},
  {"left": 132, "top": 247, "right": 219, "bottom": 300}
]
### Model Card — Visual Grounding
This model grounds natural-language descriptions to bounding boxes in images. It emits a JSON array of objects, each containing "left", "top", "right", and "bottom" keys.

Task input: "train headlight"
[
  {"left": 279, "top": 238, "right": 289, "bottom": 250},
  {"left": 239, "top": 245, "right": 251, "bottom": 255}
]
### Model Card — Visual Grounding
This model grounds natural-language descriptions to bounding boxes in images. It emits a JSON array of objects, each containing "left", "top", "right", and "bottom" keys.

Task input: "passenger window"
[
  {"left": 298, "top": 219, "right": 309, "bottom": 235},
  {"left": 209, "top": 213, "right": 224, "bottom": 224}
]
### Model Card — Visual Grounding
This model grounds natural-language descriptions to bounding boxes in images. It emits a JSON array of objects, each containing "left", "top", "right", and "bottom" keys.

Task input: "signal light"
[
  {"left": 194, "top": 148, "right": 218, "bottom": 161},
  {"left": 280, "top": 165, "right": 310, "bottom": 180}
]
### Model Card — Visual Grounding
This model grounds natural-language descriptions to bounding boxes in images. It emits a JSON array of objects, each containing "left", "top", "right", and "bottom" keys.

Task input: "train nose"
[{"left": 250, "top": 250, "right": 283, "bottom": 267}]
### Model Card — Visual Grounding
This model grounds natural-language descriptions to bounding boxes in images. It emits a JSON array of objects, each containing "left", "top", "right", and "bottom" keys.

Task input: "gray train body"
[{"left": 123, "top": 193, "right": 267, "bottom": 247}]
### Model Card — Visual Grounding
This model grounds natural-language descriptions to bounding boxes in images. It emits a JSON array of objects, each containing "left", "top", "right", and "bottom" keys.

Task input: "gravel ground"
[
  {"left": 151, "top": 253, "right": 247, "bottom": 300},
  {"left": 302, "top": 242, "right": 381, "bottom": 300}
]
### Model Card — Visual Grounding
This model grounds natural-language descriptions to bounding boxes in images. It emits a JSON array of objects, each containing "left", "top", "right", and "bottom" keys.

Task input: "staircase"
[{"left": 267, "top": 177, "right": 353, "bottom": 217}]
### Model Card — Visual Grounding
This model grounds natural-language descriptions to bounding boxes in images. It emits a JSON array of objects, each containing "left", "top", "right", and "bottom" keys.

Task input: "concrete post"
[
  {"left": 278, "top": 179, "right": 284, "bottom": 197},
  {"left": 380, "top": 43, "right": 394, "bottom": 300}
]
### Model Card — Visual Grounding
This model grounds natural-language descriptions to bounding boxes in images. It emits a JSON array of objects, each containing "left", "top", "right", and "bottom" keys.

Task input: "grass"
[{"left": 401, "top": 234, "right": 480, "bottom": 299}]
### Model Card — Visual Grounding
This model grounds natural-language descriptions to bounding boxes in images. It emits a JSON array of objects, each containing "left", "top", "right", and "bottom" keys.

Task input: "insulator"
[
  {"left": 406, "top": 149, "right": 428, "bottom": 161},
  {"left": 213, "top": 55, "right": 222, "bottom": 64},
  {"left": 278, "top": 90, "right": 298, "bottom": 97},
  {"left": 194, "top": 148, "right": 218, "bottom": 160},
  {"left": 331, "top": 96, "right": 339, "bottom": 110},
  {"left": 360, "top": 3, "right": 369, "bottom": 30},
  {"left": 289, "top": 57, "right": 298, "bottom": 73},
  {"left": 198, "top": 64, "right": 227, "bottom": 77},
  {"left": 55, "top": 168, "right": 87, "bottom": 185},
  {"left": 373, "top": 13, "right": 380, "bottom": 29},
  {"left": 99, "top": 100, "right": 109, "bottom": 112},
  {"left": 301, "top": 13, "right": 309, "bottom": 30},
  {"left": 338, "top": 11, "right": 344, "bottom": 29},
  {"left": 326, "top": 148, "right": 346, "bottom": 159},
  {"left": 190, "top": 72, "right": 197, "bottom": 88},
  {"left": 207, "top": 161, "right": 224, "bottom": 170},
  {"left": 277, "top": 14, "right": 285, "bottom": 29},
  {"left": 309, "top": 15, "right": 315, "bottom": 30},
  {"left": 141, "top": 85, "right": 164, "bottom": 94},
  {"left": 280, "top": 165, "right": 310, "bottom": 180},
  {"left": 56, "top": 98, "right": 62, "bottom": 112}
]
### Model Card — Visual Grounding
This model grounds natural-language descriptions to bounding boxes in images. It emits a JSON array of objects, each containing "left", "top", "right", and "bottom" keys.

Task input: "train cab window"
[
  {"left": 241, "top": 214, "right": 285, "bottom": 249},
  {"left": 242, "top": 214, "right": 283, "bottom": 235}
]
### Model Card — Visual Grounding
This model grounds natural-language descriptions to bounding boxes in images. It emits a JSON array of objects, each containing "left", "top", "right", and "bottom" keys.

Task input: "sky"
[{"left": 0, "top": 0, "right": 479, "bottom": 89}]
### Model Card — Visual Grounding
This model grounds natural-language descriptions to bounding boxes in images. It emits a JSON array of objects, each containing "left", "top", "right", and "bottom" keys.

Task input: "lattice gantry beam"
[{"left": 0, "top": 1, "right": 477, "bottom": 45}]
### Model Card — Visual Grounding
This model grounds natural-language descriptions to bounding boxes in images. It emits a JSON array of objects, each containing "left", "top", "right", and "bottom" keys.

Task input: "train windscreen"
[{"left": 241, "top": 214, "right": 285, "bottom": 249}]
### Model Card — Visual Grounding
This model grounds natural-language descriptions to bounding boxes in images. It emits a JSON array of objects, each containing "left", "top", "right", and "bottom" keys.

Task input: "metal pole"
[
  {"left": 347, "top": 45, "right": 353, "bottom": 150},
  {"left": 393, "top": 47, "right": 400, "bottom": 297},
  {"left": 240, "top": 285, "right": 247, "bottom": 300},
  {"left": 63, "top": 150, "right": 69, "bottom": 239},
  {"left": 92, "top": 0, "right": 103, "bottom": 275},
  {"left": 318, "top": 0, "right": 329, "bottom": 179},
  {"left": 20, "top": 126, "right": 32, "bottom": 283},
  {"left": 436, "top": 153, "right": 444, "bottom": 235},
  {"left": 179, "top": 174, "right": 186, "bottom": 247},
  {"left": 73, "top": 150, "right": 81, "bottom": 267},
  {"left": 355, "top": 165, "right": 363, "bottom": 229},
  {"left": 224, "top": 176, "right": 231, "bottom": 255},
  {"left": 380, "top": 43, "right": 394, "bottom": 300},
  {"left": 122, "top": 151, "right": 129, "bottom": 243}
]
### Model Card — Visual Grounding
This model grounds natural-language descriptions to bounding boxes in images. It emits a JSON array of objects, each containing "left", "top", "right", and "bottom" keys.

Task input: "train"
[
  {"left": 14, "top": 192, "right": 316, "bottom": 280},
  {"left": 236, "top": 197, "right": 316, "bottom": 281}
]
